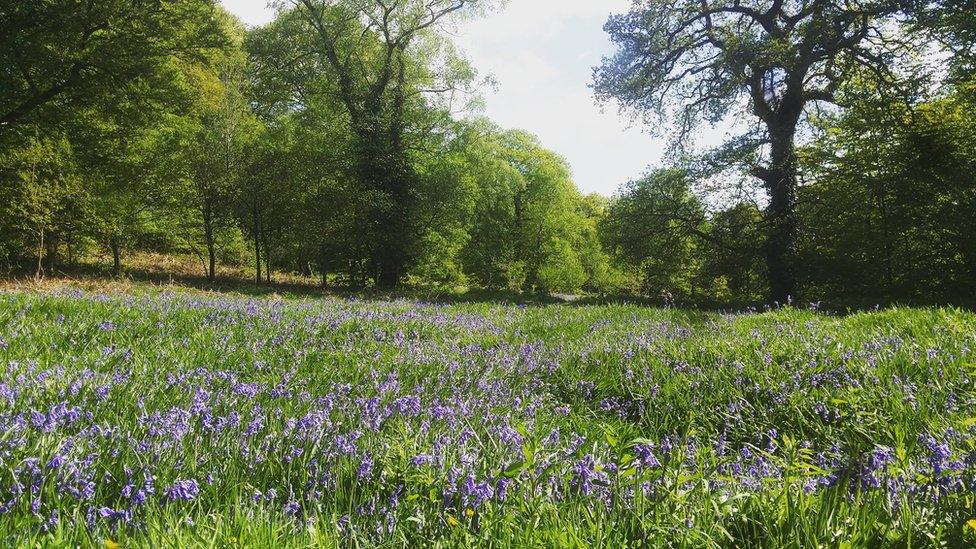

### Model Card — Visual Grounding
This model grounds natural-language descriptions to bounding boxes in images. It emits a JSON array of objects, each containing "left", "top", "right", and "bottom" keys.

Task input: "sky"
[{"left": 219, "top": 0, "right": 668, "bottom": 196}]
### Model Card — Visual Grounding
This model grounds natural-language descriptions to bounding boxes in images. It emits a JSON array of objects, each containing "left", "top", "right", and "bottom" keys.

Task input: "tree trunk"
[
  {"left": 111, "top": 237, "right": 122, "bottom": 276},
  {"left": 354, "top": 118, "right": 411, "bottom": 290},
  {"left": 35, "top": 228, "right": 44, "bottom": 280},
  {"left": 263, "top": 233, "right": 271, "bottom": 284},
  {"left": 254, "top": 216, "right": 262, "bottom": 284},
  {"left": 203, "top": 201, "right": 216, "bottom": 282},
  {"left": 349, "top": 259, "right": 361, "bottom": 290},
  {"left": 319, "top": 246, "right": 329, "bottom": 288},
  {"left": 873, "top": 177, "right": 894, "bottom": 296},
  {"left": 207, "top": 242, "right": 216, "bottom": 282},
  {"left": 44, "top": 232, "right": 59, "bottom": 272},
  {"left": 377, "top": 51, "right": 410, "bottom": 291},
  {"left": 762, "top": 124, "right": 799, "bottom": 304},
  {"left": 376, "top": 250, "right": 404, "bottom": 289}
]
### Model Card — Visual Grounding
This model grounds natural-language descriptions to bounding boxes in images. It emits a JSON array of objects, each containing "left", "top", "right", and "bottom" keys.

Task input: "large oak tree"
[{"left": 594, "top": 0, "right": 926, "bottom": 302}]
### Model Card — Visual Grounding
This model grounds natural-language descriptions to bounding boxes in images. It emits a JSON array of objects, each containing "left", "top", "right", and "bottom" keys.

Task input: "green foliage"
[
  {"left": 0, "top": 0, "right": 225, "bottom": 129},
  {"left": 594, "top": 0, "right": 938, "bottom": 302},
  {"left": 0, "top": 135, "right": 86, "bottom": 274},
  {"left": 702, "top": 203, "right": 766, "bottom": 301},
  {"left": 602, "top": 169, "right": 703, "bottom": 299},
  {"left": 247, "top": 0, "right": 495, "bottom": 287},
  {"left": 799, "top": 81, "right": 976, "bottom": 305},
  {"left": 2, "top": 0, "right": 975, "bottom": 305},
  {"left": 451, "top": 124, "right": 603, "bottom": 294},
  {"left": 600, "top": 169, "right": 768, "bottom": 303}
]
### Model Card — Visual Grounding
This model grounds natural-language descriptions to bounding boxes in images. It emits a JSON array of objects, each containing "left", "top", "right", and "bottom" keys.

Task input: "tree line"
[{"left": 1, "top": 0, "right": 974, "bottom": 306}]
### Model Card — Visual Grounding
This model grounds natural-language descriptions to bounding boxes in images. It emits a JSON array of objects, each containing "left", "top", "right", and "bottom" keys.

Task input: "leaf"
[{"left": 502, "top": 461, "right": 524, "bottom": 478}]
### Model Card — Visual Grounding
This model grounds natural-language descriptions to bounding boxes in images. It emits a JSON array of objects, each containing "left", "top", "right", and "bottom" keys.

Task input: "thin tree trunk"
[
  {"left": 45, "top": 232, "right": 58, "bottom": 272},
  {"left": 320, "top": 246, "right": 329, "bottom": 288},
  {"left": 111, "top": 237, "right": 122, "bottom": 276},
  {"left": 203, "top": 200, "right": 216, "bottom": 282},
  {"left": 207, "top": 243, "right": 216, "bottom": 281},
  {"left": 35, "top": 228, "right": 44, "bottom": 280},
  {"left": 254, "top": 216, "right": 262, "bottom": 284},
  {"left": 263, "top": 233, "right": 271, "bottom": 284},
  {"left": 874, "top": 177, "right": 894, "bottom": 295}
]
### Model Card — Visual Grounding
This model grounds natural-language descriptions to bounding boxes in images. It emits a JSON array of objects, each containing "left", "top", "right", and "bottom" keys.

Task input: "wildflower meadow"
[{"left": 0, "top": 288, "right": 974, "bottom": 547}]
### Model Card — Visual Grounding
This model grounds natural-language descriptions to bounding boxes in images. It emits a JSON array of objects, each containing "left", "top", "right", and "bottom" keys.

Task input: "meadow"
[{"left": 0, "top": 286, "right": 974, "bottom": 547}]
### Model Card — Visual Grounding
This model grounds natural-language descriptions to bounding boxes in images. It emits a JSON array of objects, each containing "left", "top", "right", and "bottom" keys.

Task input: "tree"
[
  {"left": 2, "top": 1, "right": 232, "bottom": 276},
  {"left": 451, "top": 126, "right": 596, "bottom": 294},
  {"left": 266, "top": 0, "right": 492, "bottom": 288},
  {"left": 594, "top": 0, "right": 926, "bottom": 302},
  {"left": 0, "top": 135, "right": 85, "bottom": 278},
  {"left": 799, "top": 81, "right": 976, "bottom": 304},
  {"left": 186, "top": 19, "right": 259, "bottom": 282},
  {"left": 702, "top": 203, "right": 766, "bottom": 301},
  {"left": 601, "top": 169, "right": 707, "bottom": 298},
  {"left": 601, "top": 169, "right": 766, "bottom": 302},
  {"left": 919, "top": 0, "right": 976, "bottom": 76},
  {"left": 575, "top": 194, "right": 622, "bottom": 294}
]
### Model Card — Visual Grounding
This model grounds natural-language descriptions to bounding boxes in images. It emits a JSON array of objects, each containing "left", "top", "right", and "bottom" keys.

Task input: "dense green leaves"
[
  {"left": 594, "top": 0, "right": 937, "bottom": 302},
  {"left": 1, "top": 0, "right": 975, "bottom": 305},
  {"left": 0, "top": 0, "right": 617, "bottom": 295},
  {"left": 600, "top": 169, "right": 764, "bottom": 302},
  {"left": 450, "top": 125, "right": 611, "bottom": 293},
  {"left": 799, "top": 83, "right": 976, "bottom": 305},
  {"left": 0, "top": 0, "right": 224, "bottom": 129}
]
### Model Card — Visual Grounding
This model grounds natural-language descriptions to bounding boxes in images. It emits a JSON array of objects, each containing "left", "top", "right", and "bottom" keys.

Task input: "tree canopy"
[
  {"left": 594, "top": 0, "right": 934, "bottom": 302},
  {"left": 0, "top": 0, "right": 974, "bottom": 307}
]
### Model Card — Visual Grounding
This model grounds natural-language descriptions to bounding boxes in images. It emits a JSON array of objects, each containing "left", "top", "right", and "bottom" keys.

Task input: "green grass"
[{"left": 0, "top": 285, "right": 974, "bottom": 547}]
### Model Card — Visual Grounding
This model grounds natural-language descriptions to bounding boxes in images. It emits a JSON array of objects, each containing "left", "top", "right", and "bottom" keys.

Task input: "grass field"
[{"left": 0, "top": 285, "right": 974, "bottom": 547}]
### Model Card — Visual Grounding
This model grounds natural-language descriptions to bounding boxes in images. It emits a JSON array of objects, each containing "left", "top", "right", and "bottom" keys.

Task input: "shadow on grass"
[
  {"left": 2, "top": 261, "right": 586, "bottom": 307},
  {"left": 7, "top": 259, "right": 969, "bottom": 313}
]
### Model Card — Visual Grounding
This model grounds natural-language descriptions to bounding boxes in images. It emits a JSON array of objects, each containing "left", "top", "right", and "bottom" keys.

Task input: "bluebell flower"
[{"left": 164, "top": 479, "right": 200, "bottom": 502}]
